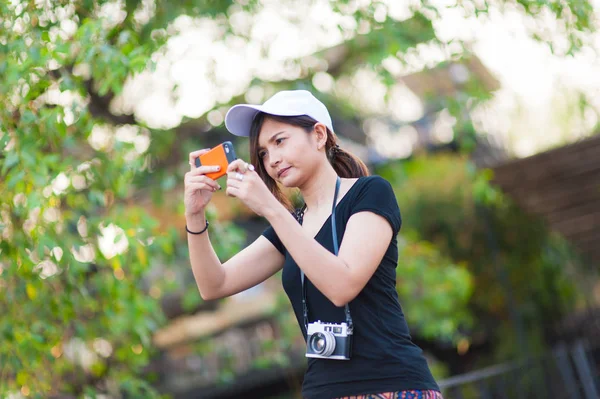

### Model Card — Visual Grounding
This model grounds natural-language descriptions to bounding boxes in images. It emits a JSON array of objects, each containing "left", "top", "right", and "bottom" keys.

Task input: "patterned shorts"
[{"left": 336, "top": 390, "right": 443, "bottom": 399}]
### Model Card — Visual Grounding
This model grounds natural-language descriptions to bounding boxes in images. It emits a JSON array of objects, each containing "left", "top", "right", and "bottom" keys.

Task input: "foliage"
[
  {"left": 377, "top": 155, "right": 583, "bottom": 360},
  {"left": 396, "top": 237, "right": 473, "bottom": 342},
  {"left": 0, "top": 0, "right": 257, "bottom": 396},
  {"left": 0, "top": 0, "right": 596, "bottom": 397}
]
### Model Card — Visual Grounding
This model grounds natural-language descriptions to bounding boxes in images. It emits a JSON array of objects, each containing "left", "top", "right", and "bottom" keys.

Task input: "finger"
[
  {"left": 226, "top": 175, "right": 241, "bottom": 188},
  {"left": 227, "top": 171, "right": 246, "bottom": 183},
  {"left": 227, "top": 158, "right": 247, "bottom": 173},
  {"left": 189, "top": 165, "right": 222, "bottom": 177},
  {"left": 226, "top": 186, "right": 239, "bottom": 198},
  {"left": 187, "top": 175, "right": 219, "bottom": 186},
  {"left": 187, "top": 182, "right": 217, "bottom": 192},
  {"left": 239, "top": 161, "right": 254, "bottom": 173},
  {"left": 189, "top": 148, "right": 211, "bottom": 171},
  {"left": 187, "top": 175, "right": 221, "bottom": 190}
]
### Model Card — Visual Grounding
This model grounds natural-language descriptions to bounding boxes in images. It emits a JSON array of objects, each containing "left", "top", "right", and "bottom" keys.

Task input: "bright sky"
[{"left": 119, "top": 0, "right": 600, "bottom": 159}]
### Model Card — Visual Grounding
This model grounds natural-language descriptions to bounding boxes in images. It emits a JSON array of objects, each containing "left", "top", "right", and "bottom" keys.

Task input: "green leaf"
[
  {"left": 2, "top": 151, "right": 19, "bottom": 173},
  {"left": 7, "top": 170, "right": 25, "bottom": 189},
  {"left": 16, "top": 371, "right": 28, "bottom": 386},
  {"left": 98, "top": 79, "right": 111, "bottom": 96},
  {"left": 0, "top": 132, "right": 10, "bottom": 150},
  {"left": 26, "top": 284, "right": 37, "bottom": 300}
]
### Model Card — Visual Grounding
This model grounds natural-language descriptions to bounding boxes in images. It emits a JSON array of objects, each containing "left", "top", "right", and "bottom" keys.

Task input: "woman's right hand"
[{"left": 184, "top": 149, "right": 222, "bottom": 217}]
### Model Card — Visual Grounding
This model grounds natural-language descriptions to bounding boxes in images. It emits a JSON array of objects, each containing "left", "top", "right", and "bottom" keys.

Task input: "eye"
[
  {"left": 275, "top": 137, "right": 285, "bottom": 145},
  {"left": 258, "top": 150, "right": 267, "bottom": 159}
]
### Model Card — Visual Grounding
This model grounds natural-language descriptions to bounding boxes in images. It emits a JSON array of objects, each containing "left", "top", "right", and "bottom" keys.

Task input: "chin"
[
  {"left": 278, "top": 177, "right": 297, "bottom": 188},
  {"left": 277, "top": 171, "right": 300, "bottom": 188}
]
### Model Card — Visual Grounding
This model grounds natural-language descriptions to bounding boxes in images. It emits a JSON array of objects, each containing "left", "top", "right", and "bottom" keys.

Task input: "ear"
[{"left": 313, "top": 123, "right": 328, "bottom": 150}]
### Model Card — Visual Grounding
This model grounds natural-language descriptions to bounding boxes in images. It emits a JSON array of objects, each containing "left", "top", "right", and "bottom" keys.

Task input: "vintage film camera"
[{"left": 306, "top": 320, "right": 352, "bottom": 360}]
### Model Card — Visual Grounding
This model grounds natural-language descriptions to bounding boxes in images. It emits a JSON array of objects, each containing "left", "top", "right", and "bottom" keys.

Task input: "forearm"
[
  {"left": 265, "top": 205, "right": 353, "bottom": 306},
  {"left": 186, "top": 212, "right": 226, "bottom": 300}
]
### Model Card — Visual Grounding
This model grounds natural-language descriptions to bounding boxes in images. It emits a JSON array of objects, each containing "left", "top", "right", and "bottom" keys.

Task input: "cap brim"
[
  {"left": 225, "top": 104, "right": 308, "bottom": 137},
  {"left": 224, "top": 105, "right": 265, "bottom": 137}
]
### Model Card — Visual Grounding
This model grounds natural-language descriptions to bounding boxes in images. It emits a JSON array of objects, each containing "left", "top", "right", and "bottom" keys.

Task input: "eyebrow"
[{"left": 258, "top": 131, "right": 285, "bottom": 150}]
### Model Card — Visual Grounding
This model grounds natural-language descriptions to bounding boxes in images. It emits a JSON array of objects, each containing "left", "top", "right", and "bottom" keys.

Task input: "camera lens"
[
  {"left": 309, "top": 332, "right": 336, "bottom": 357},
  {"left": 315, "top": 336, "right": 325, "bottom": 351}
]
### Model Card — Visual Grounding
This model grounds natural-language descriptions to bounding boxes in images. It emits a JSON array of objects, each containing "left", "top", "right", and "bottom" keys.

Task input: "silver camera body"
[{"left": 306, "top": 320, "right": 352, "bottom": 360}]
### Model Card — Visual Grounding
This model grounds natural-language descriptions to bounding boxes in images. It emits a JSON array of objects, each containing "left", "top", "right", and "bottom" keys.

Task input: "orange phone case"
[{"left": 195, "top": 141, "right": 237, "bottom": 180}]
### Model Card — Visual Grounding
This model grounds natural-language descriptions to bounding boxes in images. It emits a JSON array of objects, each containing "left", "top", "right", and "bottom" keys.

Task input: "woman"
[{"left": 184, "top": 90, "right": 442, "bottom": 399}]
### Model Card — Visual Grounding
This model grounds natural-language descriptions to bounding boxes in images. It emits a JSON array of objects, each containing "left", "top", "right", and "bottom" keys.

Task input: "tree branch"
[
  {"left": 48, "top": 67, "right": 138, "bottom": 126},
  {"left": 84, "top": 78, "right": 137, "bottom": 125}
]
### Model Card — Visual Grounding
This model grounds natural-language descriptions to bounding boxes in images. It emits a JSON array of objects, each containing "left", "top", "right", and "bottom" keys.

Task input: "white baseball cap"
[{"left": 224, "top": 90, "right": 334, "bottom": 137}]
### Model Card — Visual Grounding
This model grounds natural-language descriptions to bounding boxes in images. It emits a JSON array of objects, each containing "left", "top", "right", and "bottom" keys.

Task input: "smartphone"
[{"left": 195, "top": 141, "right": 237, "bottom": 180}]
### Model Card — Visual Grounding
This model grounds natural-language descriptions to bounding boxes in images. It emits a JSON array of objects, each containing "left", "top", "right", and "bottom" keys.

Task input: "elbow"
[
  {"left": 198, "top": 287, "right": 221, "bottom": 301},
  {"left": 195, "top": 278, "right": 226, "bottom": 301},
  {"left": 328, "top": 262, "right": 361, "bottom": 307},
  {"left": 331, "top": 298, "right": 348, "bottom": 308},
  {"left": 329, "top": 282, "right": 361, "bottom": 307},
  {"left": 330, "top": 292, "right": 356, "bottom": 308},
  {"left": 199, "top": 291, "right": 213, "bottom": 301}
]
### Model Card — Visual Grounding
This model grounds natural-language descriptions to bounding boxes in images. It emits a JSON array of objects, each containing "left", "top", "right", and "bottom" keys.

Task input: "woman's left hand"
[{"left": 225, "top": 159, "right": 278, "bottom": 217}]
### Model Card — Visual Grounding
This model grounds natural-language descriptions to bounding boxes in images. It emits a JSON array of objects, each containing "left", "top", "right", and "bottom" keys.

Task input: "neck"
[{"left": 299, "top": 164, "right": 339, "bottom": 213}]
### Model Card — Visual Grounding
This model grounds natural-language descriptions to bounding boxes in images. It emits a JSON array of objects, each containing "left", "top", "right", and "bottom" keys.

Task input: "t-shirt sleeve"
[
  {"left": 261, "top": 225, "right": 285, "bottom": 255},
  {"left": 350, "top": 175, "right": 402, "bottom": 236}
]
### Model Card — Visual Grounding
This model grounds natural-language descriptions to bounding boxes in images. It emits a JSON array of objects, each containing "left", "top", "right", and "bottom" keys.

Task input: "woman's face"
[{"left": 257, "top": 118, "right": 324, "bottom": 187}]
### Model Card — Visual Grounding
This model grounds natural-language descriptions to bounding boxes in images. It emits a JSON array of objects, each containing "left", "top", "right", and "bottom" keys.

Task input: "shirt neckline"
[{"left": 300, "top": 175, "right": 368, "bottom": 239}]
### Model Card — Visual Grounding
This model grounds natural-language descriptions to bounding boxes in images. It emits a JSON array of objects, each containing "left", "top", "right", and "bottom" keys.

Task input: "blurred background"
[{"left": 1, "top": 1, "right": 600, "bottom": 398}]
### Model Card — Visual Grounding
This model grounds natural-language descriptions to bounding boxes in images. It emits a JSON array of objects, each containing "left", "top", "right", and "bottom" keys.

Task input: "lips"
[{"left": 277, "top": 167, "right": 291, "bottom": 178}]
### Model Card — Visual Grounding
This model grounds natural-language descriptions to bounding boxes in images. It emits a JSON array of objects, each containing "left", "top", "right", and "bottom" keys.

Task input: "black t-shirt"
[{"left": 262, "top": 175, "right": 440, "bottom": 399}]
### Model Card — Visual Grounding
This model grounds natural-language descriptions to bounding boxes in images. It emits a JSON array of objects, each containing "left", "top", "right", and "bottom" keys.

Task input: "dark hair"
[{"left": 249, "top": 112, "right": 370, "bottom": 211}]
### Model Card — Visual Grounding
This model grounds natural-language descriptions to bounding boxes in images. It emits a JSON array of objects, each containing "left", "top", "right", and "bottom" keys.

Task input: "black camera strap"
[{"left": 299, "top": 176, "right": 354, "bottom": 334}]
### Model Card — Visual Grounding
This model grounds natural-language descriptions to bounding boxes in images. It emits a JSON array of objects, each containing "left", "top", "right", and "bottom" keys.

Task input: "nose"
[{"left": 268, "top": 150, "right": 282, "bottom": 169}]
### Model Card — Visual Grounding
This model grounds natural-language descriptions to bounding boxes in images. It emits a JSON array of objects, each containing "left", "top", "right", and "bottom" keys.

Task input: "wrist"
[
  {"left": 263, "top": 200, "right": 288, "bottom": 222},
  {"left": 185, "top": 212, "right": 206, "bottom": 231},
  {"left": 186, "top": 220, "right": 209, "bottom": 235}
]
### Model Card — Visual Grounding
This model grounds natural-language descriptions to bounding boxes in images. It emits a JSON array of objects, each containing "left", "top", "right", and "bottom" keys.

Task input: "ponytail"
[{"left": 326, "top": 140, "right": 369, "bottom": 179}]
